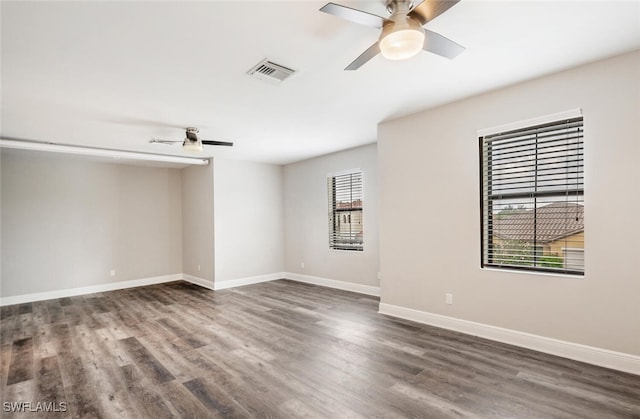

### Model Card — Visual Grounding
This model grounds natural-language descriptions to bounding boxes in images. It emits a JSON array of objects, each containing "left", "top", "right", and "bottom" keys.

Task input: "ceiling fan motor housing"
[
  {"left": 385, "top": 0, "right": 413, "bottom": 15},
  {"left": 184, "top": 127, "right": 203, "bottom": 152}
]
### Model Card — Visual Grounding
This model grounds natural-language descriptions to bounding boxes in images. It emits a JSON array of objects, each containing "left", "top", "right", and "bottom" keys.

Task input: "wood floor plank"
[
  {"left": 45, "top": 300, "right": 64, "bottom": 325},
  {"left": 18, "top": 303, "right": 33, "bottom": 315},
  {"left": 7, "top": 337, "right": 34, "bottom": 385},
  {"left": 119, "top": 336, "right": 175, "bottom": 384},
  {"left": 64, "top": 383, "right": 105, "bottom": 419},
  {"left": 35, "top": 355, "right": 68, "bottom": 418},
  {"left": 1, "top": 279, "right": 638, "bottom": 418},
  {"left": 48, "top": 323, "right": 105, "bottom": 418},
  {"left": 0, "top": 343, "right": 13, "bottom": 395},
  {"left": 31, "top": 322, "right": 57, "bottom": 361},
  {"left": 183, "top": 377, "right": 247, "bottom": 418},
  {"left": 12, "top": 311, "right": 34, "bottom": 344},
  {"left": 91, "top": 327, "right": 134, "bottom": 367},
  {"left": 0, "top": 306, "right": 17, "bottom": 346},
  {"left": 2, "top": 379, "right": 38, "bottom": 419},
  {"left": 156, "top": 317, "right": 207, "bottom": 348},
  {"left": 279, "top": 398, "right": 329, "bottom": 419},
  {"left": 60, "top": 303, "right": 83, "bottom": 327},
  {"left": 135, "top": 327, "right": 198, "bottom": 382},
  {"left": 160, "top": 380, "right": 212, "bottom": 418},
  {"left": 119, "top": 363, "right": 175, "bottom": 418},
  {"left": 71, "top": 323, "right": 142, "bottom": 417}
]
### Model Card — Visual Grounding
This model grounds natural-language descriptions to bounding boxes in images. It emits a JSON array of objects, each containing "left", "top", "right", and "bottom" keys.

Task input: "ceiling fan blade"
[
  {"left": 103, "top": 116, "right": 186, "bottom": 130},
  {"left": 150, "top": 138, "right": 181, "bottom": 144},
  {"left": 423, "top": 29, "right": 465, "bottom": 59},
  {"left": 409, "top": 0, "right": 460, "bottom": 26},
  {"left": 345, "top": 42, "right": 381, "bottom": 71},
  {"left": 202, "top": 140, "right": 233, "bottom": 147},
  {"left": 320, "top": 2, "right": 389, "bottom": 28}
]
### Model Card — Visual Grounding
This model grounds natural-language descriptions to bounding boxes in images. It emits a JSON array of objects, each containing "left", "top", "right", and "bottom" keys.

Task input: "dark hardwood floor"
[{"left": 1, "top": 280, "right": 639, "bottom": 418}]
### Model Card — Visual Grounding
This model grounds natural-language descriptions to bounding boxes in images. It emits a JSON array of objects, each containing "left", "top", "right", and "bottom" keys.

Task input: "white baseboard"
[
  {"left": 285, "top": 273, "right": 380, "bottom": 297},
  {"left": 0, "top": 271, "right": 379, "bottom": 305},
  {"left": 213, "top": 272, "right": 285, "bottom": 290},
  {"left": 378, "top": 303, "right": 640, "bottom": 376},
  {"left": 0, "top": 274, "right": 182, "bottom": 306},
  {"left": 199, "top": 271, "right": 379, "bottom": 296},
  {"left": 182, "top": 274, "right": 215, "bottom": 290}
]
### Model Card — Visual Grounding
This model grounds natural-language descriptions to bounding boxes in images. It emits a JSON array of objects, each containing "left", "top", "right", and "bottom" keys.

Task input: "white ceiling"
[{"left": 2, "top": 1, "right": 639, "bottom": 165}]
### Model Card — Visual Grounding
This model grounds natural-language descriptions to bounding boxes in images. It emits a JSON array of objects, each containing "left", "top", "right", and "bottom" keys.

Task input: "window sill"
[
  {"left": 481, "top": 266, "right": 584, "bottom": 279},
  {"left": 330, "top": 248, "right": 364, "bottom": 253}
]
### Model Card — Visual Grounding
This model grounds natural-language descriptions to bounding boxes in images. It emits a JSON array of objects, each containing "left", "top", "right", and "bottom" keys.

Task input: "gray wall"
[
  {"left": 378, "top": 51, "right": 640, "bottom": 355},
  {"left": 182, "top": 162, "right": 215, "bottom": 283},
  {"left": 214, "top": 159, "right": 284, "bottom": 283},
  {"left": 1, "top": 150, "right": 183, "bottom": 297},
  {"left": 0, "top": 152, "right": 285, "bottom": 295},
  {"left": 284, "top": 144, "right": 379, "bottom": 287}
]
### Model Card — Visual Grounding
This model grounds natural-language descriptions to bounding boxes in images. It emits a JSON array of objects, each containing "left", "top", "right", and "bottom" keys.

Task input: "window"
[
  {"left": 328, "top": 171, "right": 363, "bottom": 251},
  {"left": 480, "top": 113, "right": 584, "bottom": 275}
]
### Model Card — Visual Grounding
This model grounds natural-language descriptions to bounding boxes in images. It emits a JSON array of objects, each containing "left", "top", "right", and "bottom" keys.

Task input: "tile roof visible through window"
[
  {"left": 336, "top": 199, "right": 362, "bottom": 210},
  {"left": 493, "top": 202, "right": 584, "bottom": 243}
]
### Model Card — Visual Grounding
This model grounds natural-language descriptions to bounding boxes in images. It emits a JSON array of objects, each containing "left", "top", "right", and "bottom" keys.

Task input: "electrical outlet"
[
  {"left": 197, "top": 265, "right": 201, "bottom": 272},
  {"left": 110, "top": 269, "right": 116, "bottom": 277},
  {"left": 446, "top": 293, "right": 453, "bottom": 305},
  {"left": 377, "top": 272, "right": 382, "bottom": 280},
  {"left": 301, "top": 262, "right": 305, "bottom": 269}
]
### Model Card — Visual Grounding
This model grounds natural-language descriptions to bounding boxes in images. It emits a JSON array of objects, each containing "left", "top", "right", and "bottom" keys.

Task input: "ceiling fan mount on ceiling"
[
  {"left": 150, "top": 127, "right": 233, "bottom": 152},
  {"left": 320, "top": 0, "right": 465, "bottom": 70}
]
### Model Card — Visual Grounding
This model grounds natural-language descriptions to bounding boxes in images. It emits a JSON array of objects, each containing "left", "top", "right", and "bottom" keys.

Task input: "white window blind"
[
  {"left": 328, "top": 171, "right": 363, "bottom": 251},
  {"left": 481, "top": 115, "right": 584, "bottom": 275}
]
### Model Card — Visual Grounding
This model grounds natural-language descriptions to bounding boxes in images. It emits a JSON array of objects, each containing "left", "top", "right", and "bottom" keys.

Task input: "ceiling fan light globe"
[
  {"left": 182, "top": 141, "right": 203, "bottom": 152},
  {"left": 380, "top": 27, "right": 425, "bottom": 60}
]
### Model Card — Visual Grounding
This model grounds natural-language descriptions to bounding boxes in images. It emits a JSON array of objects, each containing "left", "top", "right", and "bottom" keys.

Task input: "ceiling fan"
[
  {"left": 320, "top": 0, "right": 465, "bottom": 70},
  {"left": 150, "top": 127, "right": 233, "bottom": 152}
]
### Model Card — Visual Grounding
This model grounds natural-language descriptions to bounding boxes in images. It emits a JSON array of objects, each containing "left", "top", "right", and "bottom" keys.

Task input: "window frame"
[
  {"left": 479, "top": 111, "right": 584, "bottom": 276},
  {"left": 327, "top": 169, "right": 364, "bottom": 252}
]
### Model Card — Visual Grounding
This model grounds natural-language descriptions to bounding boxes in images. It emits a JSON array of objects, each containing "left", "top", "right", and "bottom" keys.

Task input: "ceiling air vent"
[{"left": 248, "top": 59, "right": 296, "bottom": 84}]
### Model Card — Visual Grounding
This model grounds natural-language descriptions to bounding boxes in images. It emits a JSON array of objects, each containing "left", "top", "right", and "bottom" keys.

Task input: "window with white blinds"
[
  {"left": 328, "top": 171, "right": 363, "bottom": 251},
  {"left": 480, "top": 115, "right": 584, "bottom": 275}
]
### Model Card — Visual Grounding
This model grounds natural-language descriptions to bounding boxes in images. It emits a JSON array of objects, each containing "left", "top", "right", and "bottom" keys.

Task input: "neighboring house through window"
[
  {"left": 480, "top": 110, "right": 584, "bottom": 275},
  {"left": 328, "top": 170, "right": 363, "bottom": 251}
]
